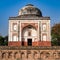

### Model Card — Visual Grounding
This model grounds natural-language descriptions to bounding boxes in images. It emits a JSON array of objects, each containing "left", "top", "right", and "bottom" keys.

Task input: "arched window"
[
  {"left": 28, "top": 30, "right": 31, "bottom": 36},
  {"left": 13, "top": 23, "right": 17, "bottom": 31},
  {"left": 42, "top": 24, "right": 46, "bottom": 31},
  {"left": 13, "top": 35, "right": 18, "bottom": 41},
  {"left": 42, "top": 34, "right": 47, "bottom": 41}
]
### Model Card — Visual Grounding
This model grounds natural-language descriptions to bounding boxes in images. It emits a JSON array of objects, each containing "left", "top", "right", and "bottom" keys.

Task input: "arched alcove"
[
  {"left": 45, "top": 52, "right": 50, "bottom": 58},
  {"left": 22, "top": 25, "right": 37, "bottom": 46},
  {"left": 58, "top": 52, "right": 60, "bottom": 58},
  {"left": 21, "top": 52, "right": 25, "bottom": 58},
  {"left": 14, "top": 52, "right": 18, "bottom": 58},
  {"left": 8, "top": 52, "right": 12, "bottom": 58},
  {"left": 2, "top": 52, "right": 6, "bottom": 58}
]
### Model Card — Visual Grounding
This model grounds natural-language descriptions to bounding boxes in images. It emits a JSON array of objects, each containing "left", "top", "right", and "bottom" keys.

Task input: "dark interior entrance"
[
  {"left": 27, "top": 39, "right": 32, "bottom": 46},
  {"left": 22, "top": 41, "right": 24, "bottom": 46}
]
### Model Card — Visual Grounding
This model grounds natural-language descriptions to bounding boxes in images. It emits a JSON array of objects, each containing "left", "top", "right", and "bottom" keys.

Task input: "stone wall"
[{"left": 0, "top": 46, "right": 60, "bottom": 60}]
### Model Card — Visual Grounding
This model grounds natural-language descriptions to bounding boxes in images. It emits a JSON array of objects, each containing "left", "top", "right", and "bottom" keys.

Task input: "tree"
[
  {"left": 3, "top": 36, "right": 8, "bottom": 46},
  {"left": 0, "top": 35, "right": 8, "bottom": 46},
  {"left": 0, "top": 36, "right": 4, "bottom": 46},
  {"left": 51, "top": 23, "right": 60, "bottom": 46}
]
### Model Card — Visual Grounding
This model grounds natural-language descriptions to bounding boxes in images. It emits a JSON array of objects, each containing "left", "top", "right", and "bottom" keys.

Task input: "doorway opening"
[
  {"left": 27, "top": 39, "right": 32, "bottom": 46},
  {"left": 22, "top": 41, "right": 24, "bottom": 46}
]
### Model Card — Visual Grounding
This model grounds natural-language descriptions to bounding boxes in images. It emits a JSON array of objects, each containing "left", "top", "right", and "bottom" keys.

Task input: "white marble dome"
[{"left": 18, "top": 4, "right": 42, "bottom": 16}]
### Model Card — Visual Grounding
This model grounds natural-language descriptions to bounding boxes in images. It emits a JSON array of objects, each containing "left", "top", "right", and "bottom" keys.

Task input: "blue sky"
[{"left": 0, "top": 0, "right": 60, "bottom": 36}]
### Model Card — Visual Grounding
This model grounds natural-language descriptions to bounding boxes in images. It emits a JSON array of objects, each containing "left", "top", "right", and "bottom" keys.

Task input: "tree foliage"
[
  {"left": 3, "top": 36, "right": 8, "bottom": 46},
  {"left": 51, "top": 23, "right": 60, "bottom": 46},
  {"left": 0, "top": 36, "right": 4, "bottom": 46},
  {"left": 0, "top": 35, "right": 8, "bottom": 46}
]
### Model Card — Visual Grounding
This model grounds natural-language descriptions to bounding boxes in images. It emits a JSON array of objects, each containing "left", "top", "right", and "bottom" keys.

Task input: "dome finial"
[{"left": 26, "top": 4, "right": 34, "bottom": 6}]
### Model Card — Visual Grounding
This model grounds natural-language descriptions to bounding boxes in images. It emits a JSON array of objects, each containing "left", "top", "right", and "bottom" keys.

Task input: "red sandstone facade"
[{"left": 8, "top": 41, "right": 51, "bottom": 46}]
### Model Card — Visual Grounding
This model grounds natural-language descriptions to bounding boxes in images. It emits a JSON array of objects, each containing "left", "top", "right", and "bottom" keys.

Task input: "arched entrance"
[{"left": 22, "top": 25, "right": 37, "bottom": 46}]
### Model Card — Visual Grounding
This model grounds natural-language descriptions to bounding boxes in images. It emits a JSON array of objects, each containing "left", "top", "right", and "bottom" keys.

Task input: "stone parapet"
[{"left": 0, "top": 46, "right": 60, "bottom": 60}]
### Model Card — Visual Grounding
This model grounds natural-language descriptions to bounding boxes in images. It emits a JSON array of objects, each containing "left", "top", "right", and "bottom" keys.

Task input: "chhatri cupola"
[{"left": 8, "top": 4, "right": 51, "bottom": 46}]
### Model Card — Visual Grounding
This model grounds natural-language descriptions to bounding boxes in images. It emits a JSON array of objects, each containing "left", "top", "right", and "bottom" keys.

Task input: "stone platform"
[{"left": 0, "top": 46, "right": 60, "bottom": 60}]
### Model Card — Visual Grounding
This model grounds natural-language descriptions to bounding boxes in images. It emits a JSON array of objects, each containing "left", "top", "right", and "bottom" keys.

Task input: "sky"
[{"left": 0, "top": 0, "right": 60, "bottom": 36}]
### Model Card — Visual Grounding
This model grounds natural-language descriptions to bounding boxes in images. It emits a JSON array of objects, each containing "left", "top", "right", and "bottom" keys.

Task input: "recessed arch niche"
[{"left": 22, "top": 25, "right": 38, "bottom": 46}]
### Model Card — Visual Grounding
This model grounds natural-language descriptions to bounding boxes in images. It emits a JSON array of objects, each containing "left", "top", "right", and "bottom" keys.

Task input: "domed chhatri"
[{"left": 19, "top": 4, "right": 42, "bottom": 16}]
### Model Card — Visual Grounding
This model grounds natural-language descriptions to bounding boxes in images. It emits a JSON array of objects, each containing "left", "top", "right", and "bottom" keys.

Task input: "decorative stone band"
[
  {"left": 9, "top": 17, "right": 50, "bottom": 20},
  {"left": 0, "top": 46, "right": 60, "bottom": 50}
]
